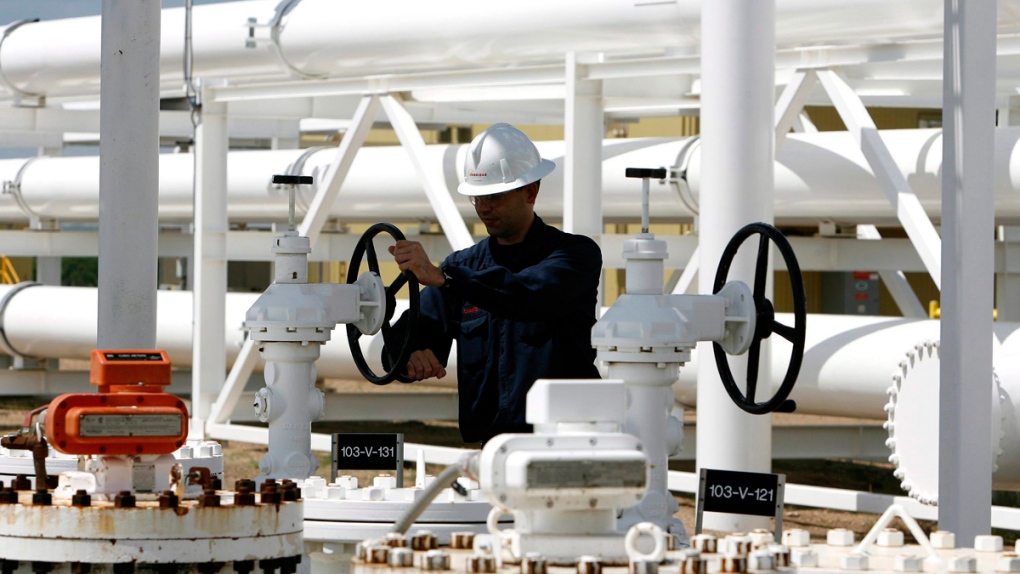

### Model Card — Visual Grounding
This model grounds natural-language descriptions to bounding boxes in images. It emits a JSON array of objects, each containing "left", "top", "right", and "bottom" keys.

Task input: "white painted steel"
[
  {"left": 564, "top": 52, "right": 604, "bottom": 239},
  {"left": 192, "top": 95, "right": 229, "bottom": 437},
  {"left": 939, "top": 0, "right": 997, "bottom": 540},
  {"left": 96, "top": 0, "right": 159, "bottom": 350},
  {"left": 696, "top": 0, "right": 775, "bottom": 532},
  {"left": 256, "top": 341, "right": 324, "bottom": 480},
  {"left": 10, "top": 130, "right": 1020, "bottom": 226}
]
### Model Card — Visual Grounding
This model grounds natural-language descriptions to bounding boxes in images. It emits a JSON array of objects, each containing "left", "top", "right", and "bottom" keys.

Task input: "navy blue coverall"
[{"left": 390, "top": 215, "right": 603, "bottom": 444}]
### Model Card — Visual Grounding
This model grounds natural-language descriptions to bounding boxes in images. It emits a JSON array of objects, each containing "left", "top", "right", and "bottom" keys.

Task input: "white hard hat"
[{"left": 457, "top": 123, "right": 556, "bottom": 196}]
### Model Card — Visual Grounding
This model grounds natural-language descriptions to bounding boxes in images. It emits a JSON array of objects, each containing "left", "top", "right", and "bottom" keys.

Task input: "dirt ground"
[{"left": 1, "top": 379, "right": 1014, "bottom": 547}]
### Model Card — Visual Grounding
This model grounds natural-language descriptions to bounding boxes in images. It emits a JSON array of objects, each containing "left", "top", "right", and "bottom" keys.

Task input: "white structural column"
[
  {"left": 564, "top": 52, "right": 604, "bottom": 238},
  {"left": 380, "top": 95, "right": 473, "bottom": 250},
  {"left": 774, "top": 70, "right": 818, "bottom": 149},
  {"left": 939, "top": 0, "right": 996, "bottom": 542},
  {"left": 697, "top": 0, "right": 775, "bottom": 531},
  {"left": 192, "top": 93, "right": 228, "bottom": 437},
  {"left": 97, "top": 0, "right": 160, "bottom": 349}
]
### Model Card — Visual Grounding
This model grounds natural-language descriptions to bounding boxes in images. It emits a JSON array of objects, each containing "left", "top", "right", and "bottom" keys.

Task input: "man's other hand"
[
  {"left": 388, "top": 240, "right": 445, "bottom": 287},
  {"left": 404, "top": 349, "right": 447, "bottom": 381}
]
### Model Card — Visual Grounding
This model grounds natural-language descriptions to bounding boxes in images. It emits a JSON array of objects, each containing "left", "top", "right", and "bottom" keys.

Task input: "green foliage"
[{"left": 62, "top": 257, "right": 98, "bottom": 287}]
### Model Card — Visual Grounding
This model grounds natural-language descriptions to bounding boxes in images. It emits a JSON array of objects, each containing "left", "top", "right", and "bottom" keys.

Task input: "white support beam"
[
  {"left": 380, "top": 95, "right": 473, "bottom": 250},
  {"left": 817, "top": 69, "right": 943, "bottom": 289},
  {"left": 857, "top": 225, "right": 927, "bottom": 318},
  {"left": 299, "top": 95, "right": 380, "bottom": 246},
  {"left": 564, "top": 52, "right": 605, "bottom": 238},
  {"left": 226, "top": 392, "right": 459, "bottom": 423},
  {"left": 191, "top": 93, "right": 229, "bottom": 438},
  {"left": 775, "top": 70, "right": 818, "bottom": 149},
  {"left": 670, "top": 247, "right": 699, "bottom": 295},
  {"left": 939, "top": 0, "right": 996, "bottom": 542},
  {"left": 678, "top": 423, "right": 889, "bottom": 461}
]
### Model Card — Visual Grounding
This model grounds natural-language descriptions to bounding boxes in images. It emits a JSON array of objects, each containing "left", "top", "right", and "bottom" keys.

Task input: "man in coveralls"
[{"left": 387, "top": 123, "right": 603, "bottom": 444}]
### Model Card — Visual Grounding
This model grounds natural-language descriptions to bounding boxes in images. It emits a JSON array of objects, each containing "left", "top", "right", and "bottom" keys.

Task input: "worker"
[{"left": 386, "top": 123, "right": 603, "bottom": 444}]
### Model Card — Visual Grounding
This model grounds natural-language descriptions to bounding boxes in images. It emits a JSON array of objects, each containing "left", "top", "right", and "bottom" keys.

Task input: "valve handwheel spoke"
[
  {"left": 346, "top": 223, "right": 420, "bottom": 385},
  {"left": 712, "top": 222, "right": 807, "bottom": 414}
]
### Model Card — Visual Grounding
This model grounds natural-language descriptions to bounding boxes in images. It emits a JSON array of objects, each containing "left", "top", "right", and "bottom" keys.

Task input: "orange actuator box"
[{"left": 46, "top": 350, "right": 189, "bottom": 455}]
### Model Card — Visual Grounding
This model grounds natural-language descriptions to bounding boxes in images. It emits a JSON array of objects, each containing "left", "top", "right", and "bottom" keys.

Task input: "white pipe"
[
  {"left": 10, "top": 129, "right": 1020, "bottom": 225},
  {"left": 0, "top": 0, "right": 979, "bottom": 100}
]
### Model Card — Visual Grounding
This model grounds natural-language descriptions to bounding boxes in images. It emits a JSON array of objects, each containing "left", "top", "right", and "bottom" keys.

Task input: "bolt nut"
[
  {"left": 411, "top": 531, "right": 438, "bottom": 551},
  {"left": 374, "top": 475, "right": 398, "bottom": 489},
  {"left": 114, "top": 490, "right": 135, "bottom": 508},
  {"left": 71, "top": 489, "right": 91, "bottom": 507},
  {"left": 629, "top": 560, "right": 657, "bottom": 574},
  {"left": 522, "top": 553, "right": 548, "bottom": 574},
  {"left": 388, "top": 547, "right": 414, "bottom": 568},
  {"left": 235, "top": 487, "right": 255, "bottom": 506},
  {"left": 199, "top": 488, "right": 221, "bottom": 507},
  {"left": 948, "top": 556, "right": 977, "bottom": 573},
  {"left": 791, "top": 549, "right": 818, "bottom": 568},
  {"left": 768, "top": 544, "right": 790, "bottom": 568},
  {"left": 681, "top": 552, "right": 707, "bottom": 574},
  {"left": 842, "top": 553, "right": 869, "bottom": 571},
  {"left": 692, "top": 534, "right": 718, "bottom": 554},
  {"left": 895, "top": 555, "right": 924, "bottom": 572},
  {"left": 877, "top": 529, "right": 905, "bottom": 547},
  {"left": 726, "top": 534, "right": 752, "bottom": 555},
  {"left": 749, "top": 529, "right": 773, "bottom": 551},
  {"left": 468, "top": 555, "right": 496, "bottom": 574},
  {"left": 931, "top": 531, "right": 956, "bottom": 549},
  {"left": 451, "top": 532, "right": 475, "bottom": 550},
  {"left": 782, "top": 530, "right": 810, "bottom": 548},
  {"left": 366, "top": 545, "right": 390, "bottom": 565},
  {"left": 748, "top": 550, "right": 776, "bottom": 572},
  {"left": 720, "top": 554, "right": 747, "bottom": 573},
  {"left": 997, "top": 553, "right": 1020, "bottom": 573},
  {"left": 976, "top": 535, "right": 1004, "bottom": 552},
  {"left": 421, "top": 550, "right": 450, "bottom": 571},
  {"left": 577, "top": 556, "right": 601, "bottom": 574},
  {"left": 385, "top": 533, "right": 409, "bottom": 548},
  {"left": 827, "top": 528, "right": 855, "bottom": 547}
]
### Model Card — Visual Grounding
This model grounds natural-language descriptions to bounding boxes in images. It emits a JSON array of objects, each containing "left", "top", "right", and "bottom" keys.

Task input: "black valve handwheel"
[
  {"left": 346, "top": 223, "right": 420, "bottom": 385},
  {"left": 712, "top": 222, "right": 806, "bottom": 414}
]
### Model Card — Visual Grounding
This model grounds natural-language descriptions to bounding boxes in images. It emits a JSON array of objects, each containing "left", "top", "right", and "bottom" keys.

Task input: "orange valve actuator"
[{"left": 45, "top": 350, "right": 188, "bottom": 455}]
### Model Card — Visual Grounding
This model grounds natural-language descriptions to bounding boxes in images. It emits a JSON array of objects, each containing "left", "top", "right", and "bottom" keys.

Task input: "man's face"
[{"left": 471, "top": 183, "right": 538, "bottom": 243}]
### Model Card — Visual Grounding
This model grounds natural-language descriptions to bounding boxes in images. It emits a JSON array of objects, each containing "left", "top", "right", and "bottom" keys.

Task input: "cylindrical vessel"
[{"left": 258, "top": 341, "right": 322, "bottom": 480}]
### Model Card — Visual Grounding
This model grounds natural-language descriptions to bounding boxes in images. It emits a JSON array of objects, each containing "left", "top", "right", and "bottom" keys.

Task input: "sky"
[{"left": 1, "top": 0, "right": 245, "bottom": 24}]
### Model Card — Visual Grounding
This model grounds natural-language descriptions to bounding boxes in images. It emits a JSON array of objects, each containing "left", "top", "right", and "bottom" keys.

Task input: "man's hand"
[
  {"left": 404, "top": 349, "right": 447, "bottom": 381},
  {"left": 388, "top": 240, "right": 445, "bottom": 287}
]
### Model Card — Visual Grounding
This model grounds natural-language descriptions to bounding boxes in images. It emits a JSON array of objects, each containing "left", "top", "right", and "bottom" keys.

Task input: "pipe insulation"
[
  {"left": 7, "top": 129, "right": 1020, "bottom": 225},
  {"left": 0, "top": 0, "right": 978, "bottom": 100},
  {"left": 5, "top": 284, "right": 1020, "bottom": 491}
]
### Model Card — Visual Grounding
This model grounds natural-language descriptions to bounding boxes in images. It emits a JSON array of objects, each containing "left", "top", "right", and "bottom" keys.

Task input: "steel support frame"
[
  {"left": 191, "top": 91, "right": 229, "bottom": 438},
  {"left": 857, "top": 225, "right": 927, "bottom": 318},
  {"left": 817, "top": 69, "right": 944, "bottom": 289},
  {"left": 939, "top": 0, "right": 996, "bottom": 541}
]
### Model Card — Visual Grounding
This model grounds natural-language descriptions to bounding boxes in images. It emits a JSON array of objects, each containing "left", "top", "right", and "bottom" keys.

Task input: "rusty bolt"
[
  {"left": 158, "top": 490, "right": 179, "bottom": 509},
  {"left": 112, "top": 564, "right": 135, "bottom": 574},
  {"left": 278, "top": 556, "right": 299, "bottom": 574},
  {"left": 260, "top": 489, "right": 280, "bottom": 505},
  {"left": 366, "top": 545, "right": 390, "bottom": 564},
  {"left": 235, "top": 486, "right": 256, "bottom": 506},
  {"left": 411, "top": 531, "right": 438, "bottom": 551},
  {"left": 0, "top": 560, "right": 16, "bottom": 574},
  {"left": 70, "top": 563, "right": 91, "bottom": 574},
  {"left": 210, "top": 477, "right": 223, "bottom": 491},
  {"left": 385, "top": 533, "right": 409, "bottom": 548},
  {"left": 71, "top": 489, "right": 91, "bottom": 507},
  {"left": 281, "top": 483, "right": 299, "bottom": 502},
  {"left": 114, "top": 490, "right": 136, "bottom": 508},
  {"left": 522, "top": 553, "right": 548, "bottom": 574},
  {"left": 261, "top": 478, "right": 277, "bottom": 490},
  {"left": 468, "top": 556, "right": 496, "bottom": 574},
  {"left": 577, "top": 556, "right": 601, "bottom": 574},
  {"left": 451, "top": 532, "right": 475, "bottom": 549},
  {"left": 31, "top": 490, "right": 51, "bottom": 506},
  {"left": 720, "top": 555, "right": 747, "bottom": 574},
  {"left": 30, "top": 562, "right": 53, "bottom": 574},
  {"left": 197, "top": 563, "right": 224, "bottom": 574},
  {"left": 13, "top": 474, "right": 30, "bottom": 491},
  {"left": 235, "top": 479, "right": 256, "bottom": 491},
  {"left": 232, "top": 560, "right": 255, "bottom": 574},
  {"left": 0, "top": 488, "right": 16, "bottom": 504},
  {"left": 199, "top": 488, "right": 221, "bottom": 507}
]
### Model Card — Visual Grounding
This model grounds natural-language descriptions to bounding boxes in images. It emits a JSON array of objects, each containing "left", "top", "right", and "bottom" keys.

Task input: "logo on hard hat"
[{"left": 468, "top": 172, "right": 487, "bottom": 177}]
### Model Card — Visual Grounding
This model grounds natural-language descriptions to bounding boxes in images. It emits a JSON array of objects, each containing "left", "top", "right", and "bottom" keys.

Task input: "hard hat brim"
[{"left": 457, "top": 158, "right": 556, "bottom": 196}]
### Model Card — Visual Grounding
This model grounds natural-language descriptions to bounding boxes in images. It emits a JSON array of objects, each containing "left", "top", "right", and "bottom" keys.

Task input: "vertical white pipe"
[
  {"left": 939, "top": 0, "right": 996, "bottom": 542},
  {"left": 697, "top": 0, "right": 776, "bottom": 532},
  {"left": 563, "top": 52, "right": 604, "bottom": 238},
  {"left": 192, "top": 95, "right": 228, "bottom": 437},
  {"left": 97, "top": 0, "right": 160, "bottom": 349}
]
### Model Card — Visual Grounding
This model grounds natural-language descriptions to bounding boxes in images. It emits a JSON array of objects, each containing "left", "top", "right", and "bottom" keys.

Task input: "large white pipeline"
[
  {"left": 0, "top": 0, "right": 983, "bottom": 100},
  {"left": 5, "top": 129, "right": 1020, "bottom": 225}
]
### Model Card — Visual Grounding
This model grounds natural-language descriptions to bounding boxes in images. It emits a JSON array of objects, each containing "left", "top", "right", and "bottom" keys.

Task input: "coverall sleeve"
[
  {"left": 442, "top": 237, "right": 602, "bottom": 322},
  {"left": 387, "top": 283, "right": 456, "bottom": 368}
]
